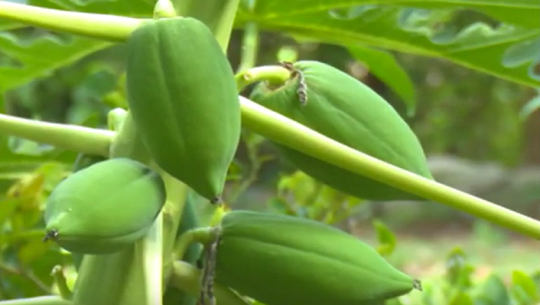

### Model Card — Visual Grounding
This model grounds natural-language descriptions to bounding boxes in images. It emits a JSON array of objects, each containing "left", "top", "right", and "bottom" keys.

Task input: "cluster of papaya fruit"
[{"left": 41, "top": 13, "right": 430, "bottom": 305}]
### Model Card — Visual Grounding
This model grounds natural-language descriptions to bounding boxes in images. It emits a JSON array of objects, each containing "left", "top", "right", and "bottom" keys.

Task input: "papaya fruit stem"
[
  {"left": 0, "top": 113, "right": 113, "bottom": 157},
  {"left": 172, "top": 227, "right": 216, "bottom": 262},
  {"left": 235, "top": 65, "right": 292, "bottom": 92},
  {"left": 175, "top": 0, "right": 240, "bottom": 52},
  {"left": 236, "top": 22, "right": 260, "bottom": 73},
  {"left": 0, "top": 2, "right": 143, "bottom": 42},
  {"left": 50, "top": 266, "right": 73, "bottom": 300},
  {"left": 238, "top": 96, "right": 540, "bottom": 239},
  {"left": 107, "top": 108, "right": 128, "bottom": 132},
  {"left": 154, "top": 0, "right": 178, "bottom": 19}
]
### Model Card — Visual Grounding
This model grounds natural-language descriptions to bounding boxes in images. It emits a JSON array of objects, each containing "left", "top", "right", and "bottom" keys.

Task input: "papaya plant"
[{"left": 0, "top": 0, "right": 539, "bottom": 305}]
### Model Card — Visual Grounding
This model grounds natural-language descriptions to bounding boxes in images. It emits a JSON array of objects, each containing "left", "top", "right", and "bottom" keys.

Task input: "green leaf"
[
  {"left": 0, "top": 31, "right": 112, "bottom": 93},
  {"left": 348, "top": 46, "right": 416, "bottom": 115},
  {"left": 237, "top": 4, "right": 540, "bottom": 87},
  {"left": 450, "top": 293, "right": 474, "bottom": 305},
  {"left": 372, "top": 219, "right": 396, "bottom": 256},
  {"left": 474, "top": 274, "right": 510, "bottom": 305},
  {"left": 445, "top": 247, "right": 475, "bottom": 290},
  {"left": 244, "top": 0, "right": 540, "bottom": 29},
  {"left": 511, "top": 270, "right": 540, "bottom": 303}
]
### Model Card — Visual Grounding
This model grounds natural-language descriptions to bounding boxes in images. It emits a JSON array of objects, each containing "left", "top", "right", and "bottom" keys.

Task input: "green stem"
[
  {"left": 0, "top": 113, "right": 113, "bottom": 157},
  {"left": 0, "top": 2, "right": 144, "bottom": 42},
  {"left": 169, "top": 261, "right": 251, "bottom": 305},
  {"left": 157, "top": 168, "right": 189, "bottom": 284},
  {"left": 139, "top": 213, "right": 163, "bottom": 305},
  {"left": 153, "top": 0, "right": 178, "bottom": 19},
  {"left": 175, "top": 0, "right": 240, "bottom": 52},
  {"left": 238, "top": 96, "right": 540, "bottom": 239},
  {"left": 0, "top": 297, "right": 72, "bottom": 305},
  {"left": 236, "top": 22, "right": 260, "bottom": 73},
  {"left": 50, "top": 266, "right": 72, "bottom": 300},
  {"left": 235, "top": 65, "right": 291, "bottom": 92},
  {"left": 172, "top": 228, "right": 216, "bottom": 262}
]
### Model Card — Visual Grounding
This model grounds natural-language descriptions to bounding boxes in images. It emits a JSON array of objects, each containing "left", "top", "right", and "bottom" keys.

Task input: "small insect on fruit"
[{"left": 250, "top": 60, "right": 434, "bottom": 201}]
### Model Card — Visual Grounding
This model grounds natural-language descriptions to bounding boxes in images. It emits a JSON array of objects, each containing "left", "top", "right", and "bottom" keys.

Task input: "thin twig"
[{"left": 0, "top": 263, "right": 52, "bottom": 294}]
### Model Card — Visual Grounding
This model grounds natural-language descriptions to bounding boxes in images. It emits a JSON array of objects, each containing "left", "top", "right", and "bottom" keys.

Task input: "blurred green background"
[{"left": 0, "top": 4, "right": 539, "bottom": 305}]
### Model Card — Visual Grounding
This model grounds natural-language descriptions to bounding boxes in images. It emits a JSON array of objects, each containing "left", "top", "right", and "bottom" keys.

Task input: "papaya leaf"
[
  {"left": 348, "top": 46, "right": 416, "bottom": 115},
  {"left": 237, "top": 4, "right": 540, "bottom": 87},
  {"left": 0, "top": 31, "right": 112, "bottom": 93},
  {"left": 240, "top": 0, "right": 540, "bottom": 29},
  {"left": 519, "top": 89, "right": 540, "bottom": 120},
  {"left": 0, "top": 0, "right": 155, "bottom": 94}
]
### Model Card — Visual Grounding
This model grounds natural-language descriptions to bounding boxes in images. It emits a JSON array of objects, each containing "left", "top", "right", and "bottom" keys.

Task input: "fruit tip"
[
  {"left": 43, "top": 229, "right": 59, "bottom": 242},
  {"left": 413, "top": 279, "right": 422, "bottom": 291}
]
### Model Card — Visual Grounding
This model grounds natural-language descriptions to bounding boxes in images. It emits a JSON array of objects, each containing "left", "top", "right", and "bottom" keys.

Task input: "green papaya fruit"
[
  {"left": 249, "top": 60, "right": 433, "bottom": 201},
  {"left": 68, "top": 153, "right": 108, "bottom": 270},
  {"left": 125, "top": 17, "right": 241, "bottom": 203},
  {"left": 43, "top": 158, "right": 166, "bottom": 255},
  {"left": 212, "top": 211, "right": 421, "bottom": 305}
]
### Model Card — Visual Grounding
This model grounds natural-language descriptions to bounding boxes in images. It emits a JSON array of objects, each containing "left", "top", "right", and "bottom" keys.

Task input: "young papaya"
[
  {"left": 43, "top": 158, "right": 166, "bottom": 255},
  {"left": 249, "top": 60, "right": 433, "bottom": 201},
  {"left": 68, "top": 153, "right": 108, "bottom": 270},
  {"left": 125, "top": 17, "right": 241, "bottom": 203},
  {"left": 210, "top": 210, "right": 421, "bottom": 305}
]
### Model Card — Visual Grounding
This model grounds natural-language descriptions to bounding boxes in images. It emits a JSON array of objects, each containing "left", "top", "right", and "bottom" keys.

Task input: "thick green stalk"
[
  {"left": 0, "top": 113, "right": 113, "bottom": 157},
  {"left": 236, "top": 22, "right": 260, "bottom": 73},
  {"left": 239, "top": 96, "right": 540, "bottom": 239},
  {"left": 175, "top": 0, "right": 240, "bottom": 51},
  {"left": 0, "top": 2, "right": 143, "bottom": 42},
  {"left": 0, "top": 297, "right": 72, "bottom": 305}
]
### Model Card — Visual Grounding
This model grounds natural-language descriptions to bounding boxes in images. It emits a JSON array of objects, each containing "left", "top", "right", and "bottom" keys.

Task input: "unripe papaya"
[
  {"left": 212, "top": 211, "right": 421, "bottom": 305},
  {"left": 249, "top": 60, "right": 433, "bottom": 201},
  {"left": 125, "top": 17, "right": 241, "bottom": 203},
  {"left": 43, "top": 158, "right": 166, "bottom": 255},
  {"left": 68, "top": 153, "right": 108, "bottom": 270}
]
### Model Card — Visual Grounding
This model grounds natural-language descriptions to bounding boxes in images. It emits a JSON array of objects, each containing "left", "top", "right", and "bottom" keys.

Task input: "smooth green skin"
[
  {"left": 215, "top": 211, "right": 416, "bottom": 305},
  {"left": 68, "top": 153, "right": 108, "bottom": 270},
  {"left": 126, "top": 17, "right": 241, "bottom": 202},
  {"left": 44, "top": 158, "right": 166, "bottom": 255},
  {"left": 249, "top": 60, "right": 433, "bottom": 201},
  {"left": 163, "top": 190, "right": 203, "bottom": 305}
]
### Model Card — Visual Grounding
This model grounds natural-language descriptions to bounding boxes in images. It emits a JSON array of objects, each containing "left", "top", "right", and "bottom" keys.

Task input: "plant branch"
[
  {"left": 0, "top": 2, "right": 144, "bottom": 42},
  {"left": 172, "top": 228, "right": 215, "bottom": 262},
  {"left": 0, "top": 264, "right": 51, "bottom": 295},
  {"left": 0, "top": 113, "right": 114, "bottom": 157},
  {"left": 238, "top": 96, "right": 540, "bottom": 239},
  {"left": 0, "top": 296, "right": 72, "bottom": 305},
  {"left": 235, "top": 65, "right": 291, "bottom": 92}
]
